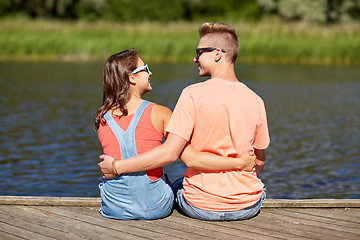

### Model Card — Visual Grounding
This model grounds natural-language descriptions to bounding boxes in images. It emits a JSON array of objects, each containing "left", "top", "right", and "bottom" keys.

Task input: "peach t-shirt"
[{"left": 166, "top": 78, "right": 270, "bottom": 211}]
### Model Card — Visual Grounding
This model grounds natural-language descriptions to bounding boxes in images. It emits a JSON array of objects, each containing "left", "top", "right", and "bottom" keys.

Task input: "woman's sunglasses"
[{"left": 130, "top": 64, "right": 150, "bottom": 74}]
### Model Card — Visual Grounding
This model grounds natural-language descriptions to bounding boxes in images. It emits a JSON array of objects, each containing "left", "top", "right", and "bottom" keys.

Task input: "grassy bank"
[{"left": 0, "top": 17, "right": 359, "bottom": 65}]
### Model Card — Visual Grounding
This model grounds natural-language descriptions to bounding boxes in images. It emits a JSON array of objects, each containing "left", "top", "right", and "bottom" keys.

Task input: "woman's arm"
[
  {"left": 254, "top": 148, "right": 266, "bottom": 175},
  {"left": 99, "top": 133, "right": 187, "bottom": 179},
  {"left": 180, "top": 144, "right": 256, "bottom": 171}
]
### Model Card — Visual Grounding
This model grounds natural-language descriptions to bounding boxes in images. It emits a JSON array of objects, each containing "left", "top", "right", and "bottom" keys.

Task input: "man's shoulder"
[
  {"left": 184, "top": 80, "right": 208, "bottom": 90},
  {"left": 183, "top": 78, "right": 220, "bottom": 93}
]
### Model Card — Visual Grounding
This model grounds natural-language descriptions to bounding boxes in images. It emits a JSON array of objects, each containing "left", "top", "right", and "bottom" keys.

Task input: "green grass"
[{"left": 0, "top": 17, "right": 359, "bottom": 65}]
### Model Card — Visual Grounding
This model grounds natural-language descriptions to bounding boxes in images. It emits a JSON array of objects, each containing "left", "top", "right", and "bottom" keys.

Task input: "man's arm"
[
  {"left": 98, "top": 133, "right": 187, "bottom": 179},
  {"left": 254, "top": 148, "right": 266, "bottom": 175},
  {"left": 180, "top": 144, "right": 256, "bottom": 171}
]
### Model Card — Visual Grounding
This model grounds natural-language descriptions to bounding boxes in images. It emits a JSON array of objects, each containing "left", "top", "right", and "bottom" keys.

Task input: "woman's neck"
[
  {"left": 125, "top": 95, "right": 144, "bottom": 115},
  {"left": 110, "top": 94, "right": 143, "bottom": 116}
]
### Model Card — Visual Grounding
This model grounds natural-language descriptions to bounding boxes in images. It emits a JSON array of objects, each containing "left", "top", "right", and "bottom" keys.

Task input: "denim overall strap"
[
  {"left": 103, "top": 100, "right": 151, "bottom": 159},
  {"left": 128, "top": 100, "right": 151, "bottom": 129},
  {"left": 103, "top": 112, "right": 128, "bottom": 159},
  {"left": 122, "top": 100, "right": 150, "bottom": 159}
]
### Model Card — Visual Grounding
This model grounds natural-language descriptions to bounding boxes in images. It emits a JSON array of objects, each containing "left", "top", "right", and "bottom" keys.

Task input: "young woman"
[{"left": 94, "top": 50, "right": 256, "bottom": 220}]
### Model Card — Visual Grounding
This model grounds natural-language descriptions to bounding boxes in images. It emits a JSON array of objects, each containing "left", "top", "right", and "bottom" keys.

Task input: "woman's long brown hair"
[{"left": 94, "top": 50, "right": 138, "bottom": 131}]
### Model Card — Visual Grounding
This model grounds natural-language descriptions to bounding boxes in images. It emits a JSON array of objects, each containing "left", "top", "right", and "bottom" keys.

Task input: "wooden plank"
[
  {"left": 292, "top": 208, "right": 360, "bottom": 223},
  {"left": 263, "top": 199, "right": 360, "bottom": 208},
  {"left": 0, "top": 205, "right": 359, "bottom": 240},
  {"left": 69, "top": 206, "right": 276, "bottom": 240},
  {"left": 129, "top": 219, "right": 210, "bottom": 240},
  {"left": 0, "top": 205, "right": 115, "bottom": 240},
  {"left": 257, "top": 210, "right": 346, "bottom": 240},
  {"left": 0, "top": 196, "right": 100, "bottom": 206},
  {"left": 37, "top": 206, "right": 168, "bottom": 239},
  {"left": 1, "top": 196, "right": 359, "bottom": 208},
  {"left": 167, "top": 212, "right": 278, "bottom": 240},
  {"left": 1, "top": 197, "right": 359, "bottom": 240},
  {"left": 0, "top": 229, "right": 26, "bottom": 240},
  {"left": 0, "top": 220, "right": 51, "bottom": 240},
  {"left": 239, "top": 210, "right": 331, "bottom": 240},
  {"left": 68, "top": 206, "right": 212, "bottom": 240},
  {"left": 276, "top": 208, "right": 360, "bottom": 234},
  {"left": 145, "top": 217, "right": 234, "bottom": 240},
  {"left": 0, "top": 207, "right": 68, "bottom": 240},
  {"left": 287, "top": 208, "right": 360, "bottom": 227},
  {"left": 213, "top": 218, "right": 308, "bottom": 240},
  {"left": 261, "top": 213, "right": 347, "bottom": 240},
  {"left": 69, "top": 207, "right": 190, "bottom": 240},
  {"left": 265, "top": 209, "right": 360, "bottom": 240}
]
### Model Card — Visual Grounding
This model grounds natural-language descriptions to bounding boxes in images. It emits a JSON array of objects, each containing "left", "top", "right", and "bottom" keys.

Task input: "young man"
[{"left": 99, "top": 22, "right": 270, "bottom": 221}]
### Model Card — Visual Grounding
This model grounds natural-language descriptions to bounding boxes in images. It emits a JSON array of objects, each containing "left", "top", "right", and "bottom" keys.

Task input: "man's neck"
[{"left": 210, "top": 63, "right": 238, "bottom": 82}]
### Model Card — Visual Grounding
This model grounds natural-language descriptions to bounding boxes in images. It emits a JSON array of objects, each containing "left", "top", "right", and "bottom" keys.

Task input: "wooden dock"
[{"left": 0, "top": 196, "right": 359, "bottom": 239}]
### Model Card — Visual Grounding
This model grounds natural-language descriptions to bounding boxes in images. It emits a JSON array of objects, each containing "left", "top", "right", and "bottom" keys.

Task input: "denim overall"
[{"left": 98, "top": 100, "right": 174, "bottom": 220}]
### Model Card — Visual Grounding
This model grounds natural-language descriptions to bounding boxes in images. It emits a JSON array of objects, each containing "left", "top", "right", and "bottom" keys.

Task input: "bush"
[
  {"left": 256, "top": 0, "right": 360, "bottom": 23},
  {"left": 1, "top": 0, "right": 359, "bottom": 23}
]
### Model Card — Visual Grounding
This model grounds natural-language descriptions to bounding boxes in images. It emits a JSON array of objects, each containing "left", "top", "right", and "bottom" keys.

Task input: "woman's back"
[
  {"left": 98, "top": 102, "right": 163, "bottom": 180},
  {"left": 98, "top": 101, "right": 174, "bottom": 220}
]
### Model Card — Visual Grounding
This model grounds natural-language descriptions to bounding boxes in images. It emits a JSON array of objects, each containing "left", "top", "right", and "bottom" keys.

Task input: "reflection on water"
[{"left": 0, "top": 61, "right": 359, "bottom": 199}]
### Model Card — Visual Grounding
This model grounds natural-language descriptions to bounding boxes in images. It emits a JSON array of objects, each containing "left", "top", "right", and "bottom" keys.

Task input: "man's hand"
[
  {"left": 98, "top": 155, "right": 116, "bottom": 179},
  {"left": 239, "top": 151, "right": 256, "bottom": 171}
]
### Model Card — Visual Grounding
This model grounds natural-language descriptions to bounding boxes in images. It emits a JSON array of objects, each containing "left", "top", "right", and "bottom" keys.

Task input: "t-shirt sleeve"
[
  {"left": 253, "top": 100, "right": 270, "bottom": 150},
  {"left": 165, "top": 89, "right": 195, "bottom": 142}
]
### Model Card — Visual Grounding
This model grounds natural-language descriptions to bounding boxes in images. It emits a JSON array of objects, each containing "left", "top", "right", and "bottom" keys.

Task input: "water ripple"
[{"left": 0, "top": 62, "right": 359, "bottom": 199}]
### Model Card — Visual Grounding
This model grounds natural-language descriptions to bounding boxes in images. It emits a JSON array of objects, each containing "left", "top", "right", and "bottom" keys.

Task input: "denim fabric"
[
  {"left": 172, "top": 177, "right": 266, "bottom": 221},
  {"left": 99, "top": 101, "right": 174, "bottom": 220}
]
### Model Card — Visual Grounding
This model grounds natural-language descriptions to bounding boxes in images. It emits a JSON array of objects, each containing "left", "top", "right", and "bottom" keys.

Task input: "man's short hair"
[{"left": 199, "top": 22, "right": 239, "bottom": 63}]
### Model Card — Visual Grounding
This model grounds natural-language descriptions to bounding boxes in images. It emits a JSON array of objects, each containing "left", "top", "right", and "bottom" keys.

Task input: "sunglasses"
[
  {"left": 130, "top": 64, "right": 150, "bottom": 74},
  {"left": 196, "top": 47, "right": 226, "bottom": 58}
]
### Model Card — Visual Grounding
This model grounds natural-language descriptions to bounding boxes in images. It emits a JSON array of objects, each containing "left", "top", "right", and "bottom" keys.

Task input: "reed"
[{"left": 0, "top": 17, "right": 359, "bottom": 65}]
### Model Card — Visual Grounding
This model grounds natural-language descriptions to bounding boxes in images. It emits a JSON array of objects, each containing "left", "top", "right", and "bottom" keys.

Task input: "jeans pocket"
[{"left": 144, "top": 194, "right": 174, "bottom": 219}]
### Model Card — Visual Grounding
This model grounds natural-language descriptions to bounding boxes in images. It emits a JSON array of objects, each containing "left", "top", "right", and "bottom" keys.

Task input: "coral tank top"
[{"left": 98, "top": 103, "right": 163, "bottom": 180}]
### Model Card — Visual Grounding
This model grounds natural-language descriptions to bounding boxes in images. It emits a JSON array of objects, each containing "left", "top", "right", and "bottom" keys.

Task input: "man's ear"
[
  {"left": 214, "top": 49, "right": 222, "bottom": 62},
  {"left": 128, "top": 74, "right": 136, "bottom": 84}
]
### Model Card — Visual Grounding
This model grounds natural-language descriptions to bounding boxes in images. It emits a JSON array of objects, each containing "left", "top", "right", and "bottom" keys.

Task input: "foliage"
[
  {"left": 1, "top": 0, "right": 359, "bottom": 23},
  {"left": 0, "top": 18, "right": 359, "bottom": 65},
  {"left": 178, "top": 0, "right": 262, "bottom": 21},
  {"left": 101, "top": 0, "right": 185, "bottom": 22},
  {"left": 256, "top": 0, "right": 360, "bottom": 23}
]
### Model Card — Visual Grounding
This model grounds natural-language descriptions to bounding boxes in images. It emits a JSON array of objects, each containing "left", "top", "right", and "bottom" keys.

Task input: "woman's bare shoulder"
[
  {"left": 152, "top": 104, "right": 172, "bottom": 118},
  {"left": 150, "top": 104, "right": 172, "bottom": 134}
]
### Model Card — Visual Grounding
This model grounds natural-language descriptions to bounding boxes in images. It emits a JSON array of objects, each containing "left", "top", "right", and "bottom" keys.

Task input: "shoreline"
[
  {"left": 1, "top": 18, "right": 359, "bottom": 66},
  {"left": 0, "top": 54, "right": 358, "bottom": 66}
]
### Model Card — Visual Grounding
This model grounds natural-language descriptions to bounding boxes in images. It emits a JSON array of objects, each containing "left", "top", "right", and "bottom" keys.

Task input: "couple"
[{"left": 95, "top": 22, "right": 270, "bottom": 221}]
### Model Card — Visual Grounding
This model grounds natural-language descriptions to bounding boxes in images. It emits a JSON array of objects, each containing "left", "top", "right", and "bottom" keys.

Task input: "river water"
[{"left": 0, "top": 61, "right": 359, "bottom": 199}]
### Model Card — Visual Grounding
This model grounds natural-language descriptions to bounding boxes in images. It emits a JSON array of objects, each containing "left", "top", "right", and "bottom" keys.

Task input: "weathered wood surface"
[{"left": 0, "top": 197, "right": 359, "bottom": 240}]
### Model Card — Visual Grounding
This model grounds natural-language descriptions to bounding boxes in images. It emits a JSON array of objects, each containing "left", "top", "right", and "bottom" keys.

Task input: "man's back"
[{"left": 166, "top": 78, "right": 269, "bottom": 211}]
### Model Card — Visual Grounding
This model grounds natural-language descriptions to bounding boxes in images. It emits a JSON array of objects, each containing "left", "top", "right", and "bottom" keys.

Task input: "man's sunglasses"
[
  {"left": 130, "top": 64, "right": 150, "bottom": 74},
  {"left": 196, "top": 47, "right": 226, "bottom": 58}
]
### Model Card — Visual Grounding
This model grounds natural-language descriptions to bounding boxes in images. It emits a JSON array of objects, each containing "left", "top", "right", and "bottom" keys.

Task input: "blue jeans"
[{"left": 172, "top": 177, "right": 266, "bottom": 221}]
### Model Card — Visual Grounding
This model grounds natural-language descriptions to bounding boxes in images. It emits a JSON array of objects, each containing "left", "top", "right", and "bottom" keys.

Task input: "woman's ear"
[{"left": 128, "top": 74, "right": 136, "bottom": 84}]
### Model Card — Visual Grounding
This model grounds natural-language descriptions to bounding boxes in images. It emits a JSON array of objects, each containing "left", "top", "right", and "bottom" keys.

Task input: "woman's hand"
[
  {"left": 98, "top": 155, "right": 116, "bottom": 179},
  {"left": 239, "top": 151, "right": 256, "bottom": 171}
]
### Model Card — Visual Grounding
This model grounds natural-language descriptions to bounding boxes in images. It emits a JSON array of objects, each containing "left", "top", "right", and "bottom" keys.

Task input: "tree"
[{"left": 256, "top": 0, "right": 360, "bottom": 23}]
